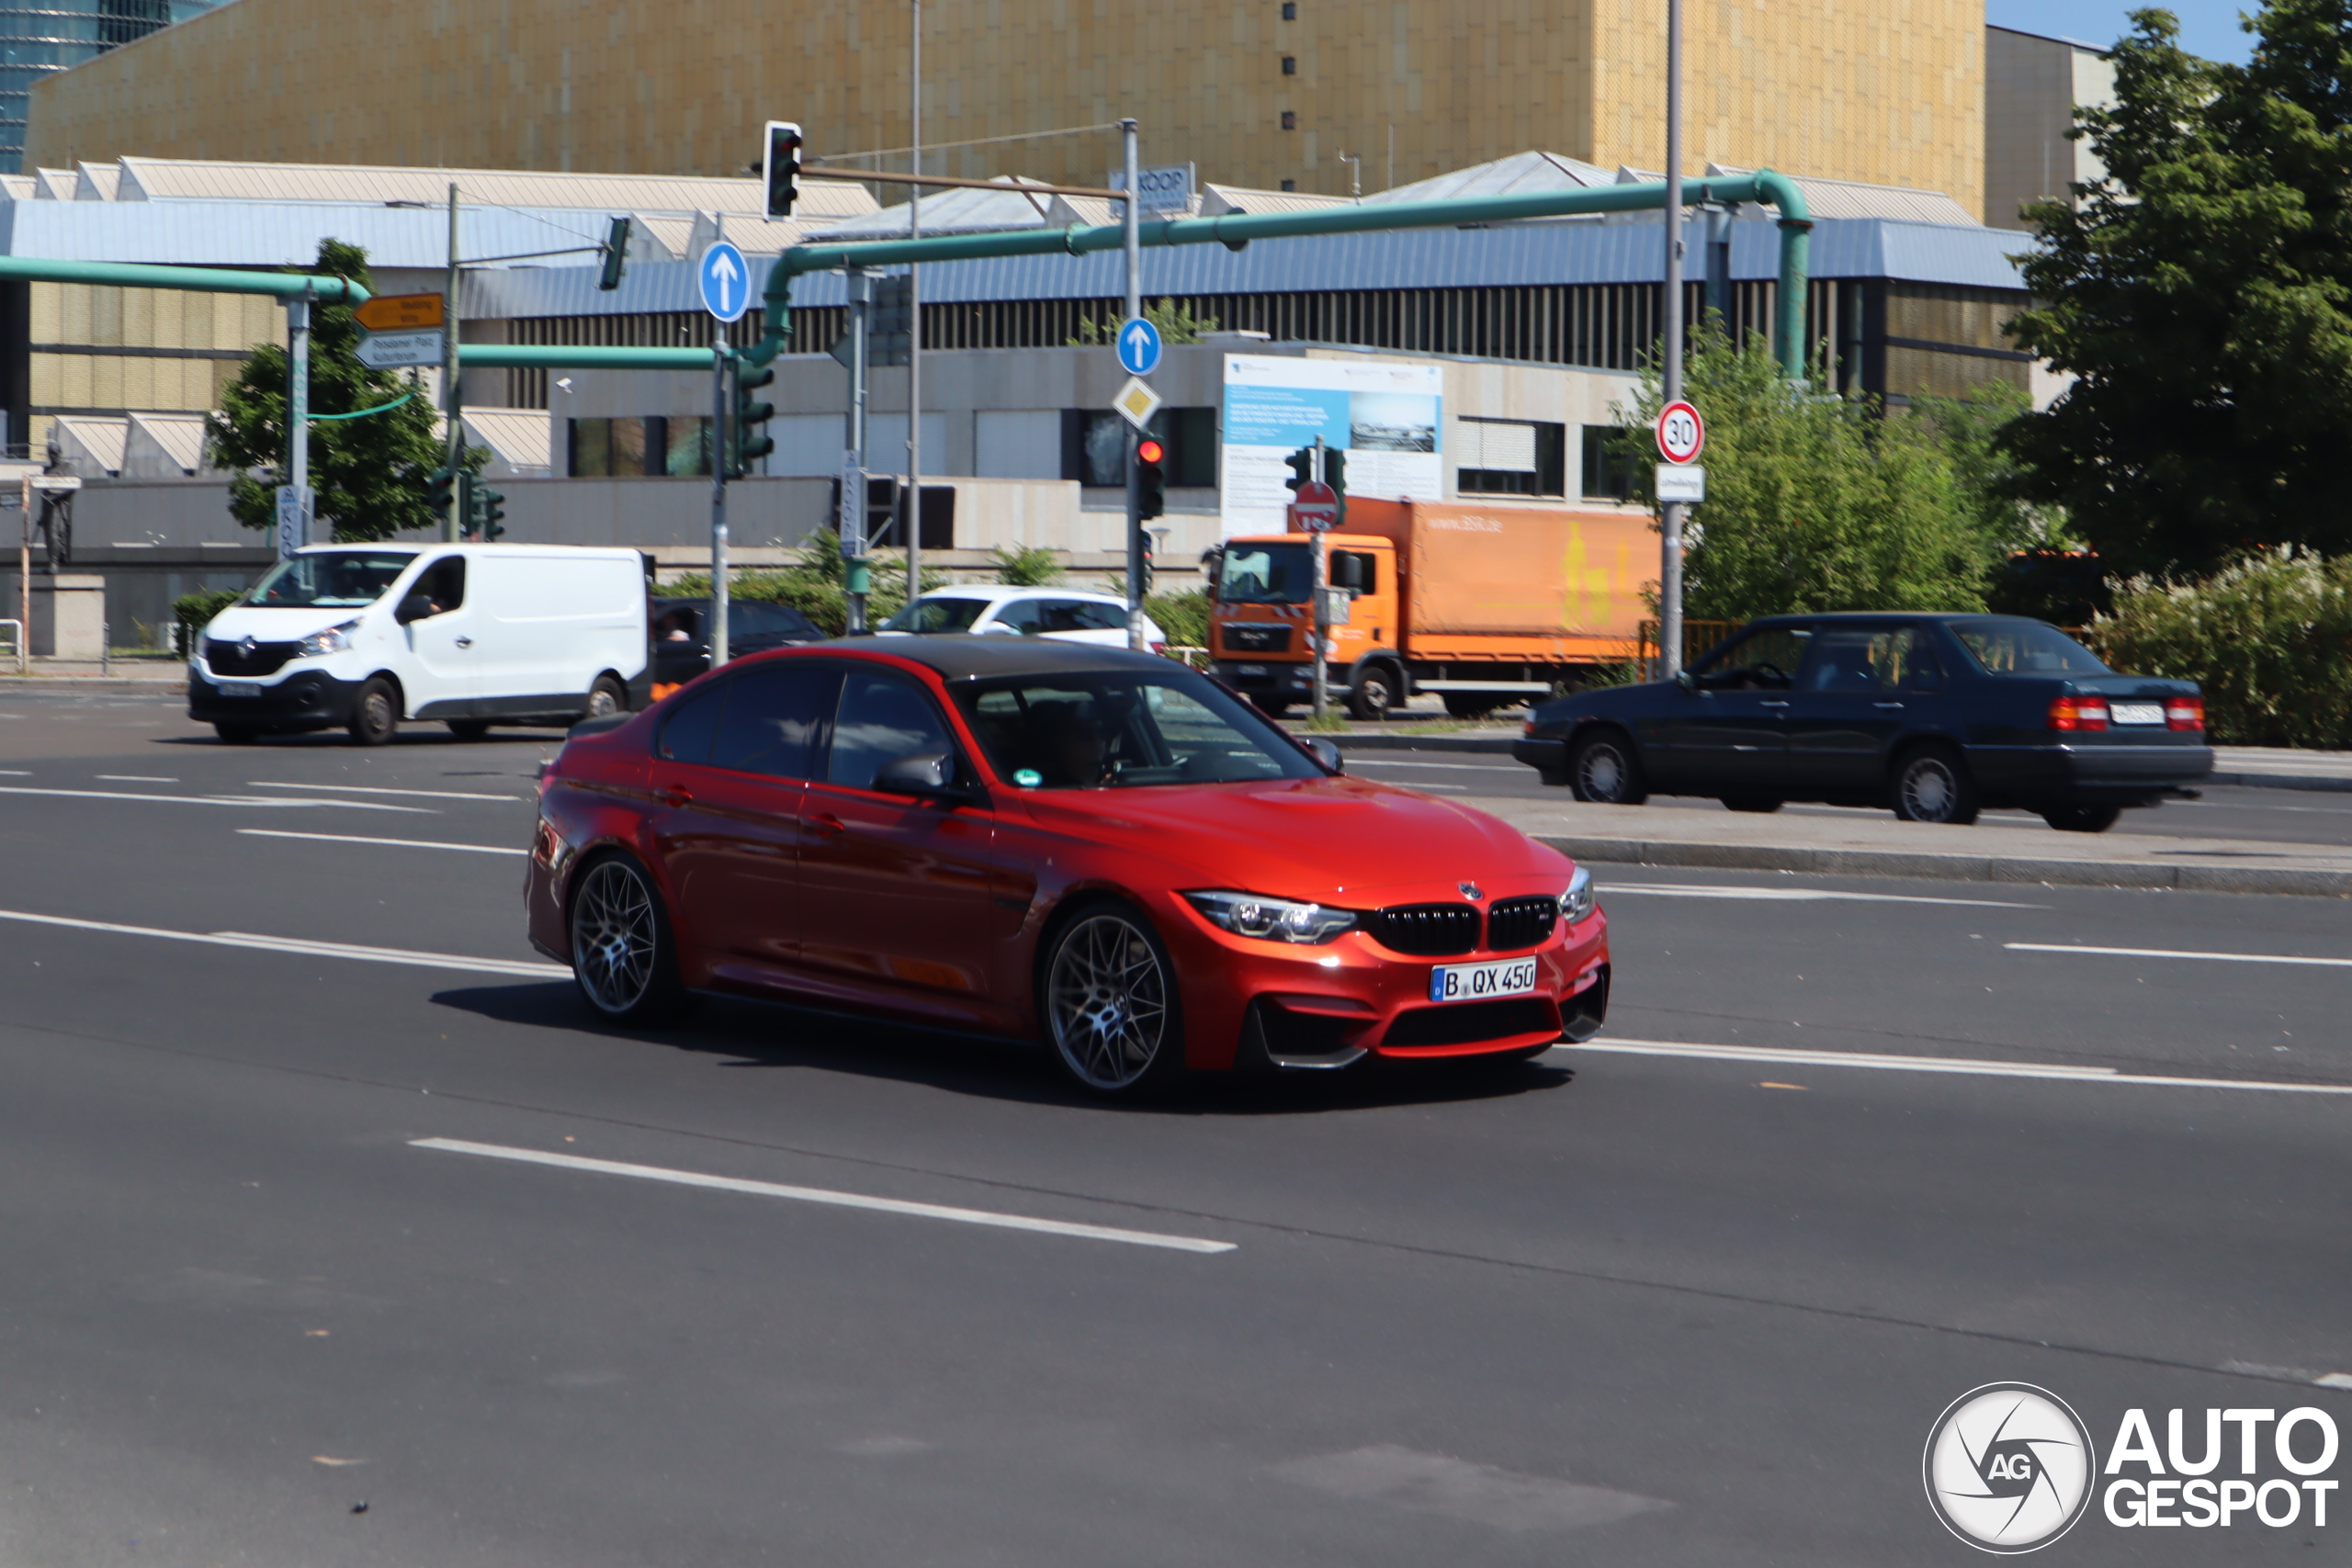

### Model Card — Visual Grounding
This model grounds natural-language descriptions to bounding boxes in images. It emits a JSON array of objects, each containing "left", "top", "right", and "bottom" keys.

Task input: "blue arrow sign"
[
  {"left": 1114, "top": 315, "right": 1162, "bottom": 377},
  {"left": 699, "top": 241, "right": 751, "bottom": 322}
]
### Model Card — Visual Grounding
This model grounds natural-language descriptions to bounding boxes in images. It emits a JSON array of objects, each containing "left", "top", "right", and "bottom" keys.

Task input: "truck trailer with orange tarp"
[{"left": 1205, "top": 498, "right": 1656, "bottom": 720}]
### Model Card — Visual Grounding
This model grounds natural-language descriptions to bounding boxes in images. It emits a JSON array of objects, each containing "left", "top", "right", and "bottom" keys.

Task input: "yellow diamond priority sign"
[{"left": 1114, "top": 376, "right": 1163, "bottom": 431}]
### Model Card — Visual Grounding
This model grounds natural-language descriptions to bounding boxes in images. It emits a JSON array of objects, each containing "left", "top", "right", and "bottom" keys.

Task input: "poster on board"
[{"left": 1218, "top": 355, "right": 1443, "bottom": 536}]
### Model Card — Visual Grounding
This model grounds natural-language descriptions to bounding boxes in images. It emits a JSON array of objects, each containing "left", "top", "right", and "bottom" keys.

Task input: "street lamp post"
[{"left": 1657, "top": 0, "right": 1688, "bottom": 679}]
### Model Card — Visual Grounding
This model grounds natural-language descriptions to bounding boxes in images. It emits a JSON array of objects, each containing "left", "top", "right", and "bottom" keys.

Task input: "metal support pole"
[
  {"left": 905, "top": 0, "right": 924, "bottom": 621},
  {"left": 1658, "top": 0, "right": 1686, "bottom": 679},
  {"left": 284, "top": 292, "right": 312, "bottom": 555},
  {"left": 1309, "top": 435, "right": 1329, "bottom": 725},
  {"left": 1703, "top": 202, "right": 1731, "bottom": 323},
  {"left": 1121, "top": 117, "right": 1145, "bottom": 651},
  {"left": 442, "top": 183, "right": 463, "bottom": 543},
  {"left": 842, "top": 266, "right": 871, "bottom": 635},
  {"left": 16, "top": 473, "right": 28, "bottom": 673},
  {"left": 711, "top": 338, "right": 730, "bottom": 667}
]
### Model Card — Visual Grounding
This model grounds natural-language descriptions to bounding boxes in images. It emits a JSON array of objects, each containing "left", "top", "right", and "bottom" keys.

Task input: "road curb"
[
  {"left": 0, "top": 676, "right": 186, "bottom": 694},
  {"left": 1537, "top": 835, "right": 2352, "bottom": 897}
]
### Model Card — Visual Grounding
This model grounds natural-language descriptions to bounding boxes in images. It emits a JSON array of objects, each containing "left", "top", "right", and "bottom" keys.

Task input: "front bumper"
[
  {"left": 187, "top": 664, "right": 361, "bottom": 730},
  {"left": 1214, "top": 659, "right": 1317, "bottom": 704},
  {"left": 1512, "top": 735, "right": 1569, "bottom": 778},
  {"left": 1966, "top": 741, "right": 2214, "bottom": 802}
]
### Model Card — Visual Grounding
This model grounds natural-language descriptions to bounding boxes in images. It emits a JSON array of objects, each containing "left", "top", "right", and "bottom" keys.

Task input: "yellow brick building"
[{"left": 26, "top": 0, "right": 1984, "bottom": 217}]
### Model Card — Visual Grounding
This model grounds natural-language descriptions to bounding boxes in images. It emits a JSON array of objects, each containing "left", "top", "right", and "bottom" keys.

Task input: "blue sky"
[{"left": 1984, "top": 0, "right": 2255, "bottom": 62}]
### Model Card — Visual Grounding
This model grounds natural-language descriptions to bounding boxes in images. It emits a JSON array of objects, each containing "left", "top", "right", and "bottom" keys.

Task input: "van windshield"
[
  {"left": 243, "top": 550, "right": 419, "bottom": 610},
  {"left": 1218, "top": 543, "right": 1312, "bottom": 604}
]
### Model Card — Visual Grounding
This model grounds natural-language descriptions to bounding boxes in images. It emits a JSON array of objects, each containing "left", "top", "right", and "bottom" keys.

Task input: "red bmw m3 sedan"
[{"left": 525, "top": 637, "right": 1609, "bottom": 1095}]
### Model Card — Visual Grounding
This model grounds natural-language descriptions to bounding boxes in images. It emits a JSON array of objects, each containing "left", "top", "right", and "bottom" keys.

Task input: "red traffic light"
[{"left": 1136, "top": 438, "right": 1165, "bottom": 465}]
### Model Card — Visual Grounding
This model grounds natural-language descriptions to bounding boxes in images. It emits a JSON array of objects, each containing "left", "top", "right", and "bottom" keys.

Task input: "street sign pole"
[
  {"left": 443, "top": 183, "right": 463, "bottom": 543},
  {"left": 1657, "top": 0, "right": 1687, "bottom": 678},
  {"left": 1121, "top": 117, "right": 1146, "bottom": 651},
  {"left": 284, "top": 288, "right": 312, "bottom": 555},
  {"left": 1310, "top": 436, "right": 1329, "bottom": 726},
  {"left": 842, "top": 266, "right": 871, "bottom": 634},
  {"left": 906, "top": 0, "right": 924, "bottom": 625},
  {"left": 711, "top": 337, "right": 731, "bottom": 669}
]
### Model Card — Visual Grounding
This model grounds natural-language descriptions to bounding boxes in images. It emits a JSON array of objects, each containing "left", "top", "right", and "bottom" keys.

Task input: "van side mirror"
[
  {"left": 395, "top": 593, "right": 435, "bottom": 625},
  {"left": 874, "top": 750, "right": 964, "bottom": 799}
]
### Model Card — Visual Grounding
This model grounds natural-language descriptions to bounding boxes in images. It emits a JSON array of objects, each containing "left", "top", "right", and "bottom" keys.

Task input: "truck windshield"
[
  {"left": 243, "top": 549, "right": 420, "bottom": 610},
  {"left": 1218, "top": 543, "right": 1312, "bottom": 604}
]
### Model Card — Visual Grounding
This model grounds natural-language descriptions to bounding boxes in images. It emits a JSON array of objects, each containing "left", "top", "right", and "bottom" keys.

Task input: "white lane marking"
[
  {"left": 95, "top": 774, "right": 176, "bottom": 783},
  {"left": 237, "top": 828, "right": 526, "bottom": 856},
  {"left": 0, "top": 784, "right": 427, "bottom": 813},
  {"left": 1342, "top": 759, "right": 1525, "bottom": 773},
  {"left": 2008, "top": 942, "right": 2352, "bottom": 970},
  {"left": 411, "top": 1138, "right": 1238, "bottom": 1254},
  {"left": 1606, "top": 884, "right": 2040, "bottom": 908},
  {"left": 1566, "top": 1038, "right": 2352, "bottom": 1095},
  {"left": 248, "top": 780, "right": 523, "bottom": 802},
  {"left": 0, "top": 907, "right": 563, "bottom": 977},
  {"left": 0, "top": 767, "right": 28, "bottom": 774}
]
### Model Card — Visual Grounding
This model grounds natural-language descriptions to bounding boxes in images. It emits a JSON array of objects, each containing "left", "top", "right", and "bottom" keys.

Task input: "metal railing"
[{"left": 0, "top": 617, "right": 20, "bottom": 674}]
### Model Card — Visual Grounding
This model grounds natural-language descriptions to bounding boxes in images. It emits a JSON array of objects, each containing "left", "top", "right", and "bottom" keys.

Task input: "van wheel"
[
  {"left": 347, "top": 678, "right": 400, "bottom": 747},
  {"left": 1348, "top": 665, "right": 1396, "bottom": 722},
  {"left": 213, "top": 723, "right": 259, "bottom": 746},
  {"left": 447, "top": 719, "right": 492, "bottom": 741},
  {"left": 585, "top": 675, "right": 627, "bottom": 720}
]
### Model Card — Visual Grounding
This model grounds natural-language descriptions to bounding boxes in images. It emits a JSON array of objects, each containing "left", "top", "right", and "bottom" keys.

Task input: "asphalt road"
[{"left": 2, "top": 688, "right": 2348, "bottom": 1564}]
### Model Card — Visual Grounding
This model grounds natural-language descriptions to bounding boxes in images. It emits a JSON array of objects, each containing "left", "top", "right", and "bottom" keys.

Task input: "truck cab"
[{"left": 1209, "top": 532, "right": 1403, "bottom": 718}]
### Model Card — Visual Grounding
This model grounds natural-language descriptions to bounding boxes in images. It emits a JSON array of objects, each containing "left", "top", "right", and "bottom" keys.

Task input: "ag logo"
[{"left": 1924, "top": 1383, "right": 2097, "bottom": 1552}]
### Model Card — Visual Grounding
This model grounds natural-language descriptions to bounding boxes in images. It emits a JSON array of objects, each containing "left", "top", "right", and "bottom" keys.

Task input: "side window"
[
  {"left": 1066, "top": 601, "right": 1127, "bottom": 633},
  {"left": 710, "top": 662, "right": 842, "bottom": 779},
  {"left": 829, "top": 670, "right": 956, "bottom": 791},
  {"left": 1693, "top": 626, "right": 1812, "bottom": 690},
  {"left": 413, "top": 556, "right": 466, "bottom": 615},
  {"left": 1037, "top": 599, "right": 1092, "bottom": 634},
  {"left": 1799, "top": 629, "right": 1913, "bottom": 694},
  {"left": 656, "top": 679, "right": 727, "bottom": 764},
  {"left": 991, "top": 598, "right": 1044, "bottom": 635},
  {"left": 1910, "top": 637, "right": 1944, "bottom": 692}
]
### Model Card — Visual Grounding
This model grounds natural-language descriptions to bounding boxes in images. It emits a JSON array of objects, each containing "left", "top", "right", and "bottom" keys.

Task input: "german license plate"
[
  {"left": 2110, "top": 701, "right": 2165, "bottom": 726},
  {"left": 219, "top": 682, "right": 261, "bottom": 698},
  {"left": 1238, "top": 663, "right": 1267, "bottom": 677},
  {"left": 1429, "top": 957, "right": 1540, "bottom": 1004}
]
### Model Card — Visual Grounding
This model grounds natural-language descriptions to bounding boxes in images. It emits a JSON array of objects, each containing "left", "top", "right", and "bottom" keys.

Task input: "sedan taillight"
[
  {"left": 2165, "top": 695, "right": 2205, "bottom": 731},
  {"left": 2048, "top": 694, "right": 2109, "bottom": 731}
]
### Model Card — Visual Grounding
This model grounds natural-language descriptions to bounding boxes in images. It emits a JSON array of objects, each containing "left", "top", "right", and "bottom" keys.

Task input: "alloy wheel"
[
  {"left": 1046, "top": 913, "right": 1170, "bottom": 1091},
  {"left": 571, "top": 859, "right": 659, "bottom": 1015}
]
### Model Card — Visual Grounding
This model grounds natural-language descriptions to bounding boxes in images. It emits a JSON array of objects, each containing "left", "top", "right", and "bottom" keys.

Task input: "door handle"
[
  {"left": 807, "top": 813, "right": 846, "bottom": 839},
  {"left": 658, "top": 785, "right": 694, "bottom": 807},
  {"left": 454, "top": 636, "right": 473, "bottom": 649},
  {"left": 1760, "top": 700, "right": 1790, "bottom": 709},
  {"left": 1873, "top": 701, "right": 1905, "bottom": 709}
]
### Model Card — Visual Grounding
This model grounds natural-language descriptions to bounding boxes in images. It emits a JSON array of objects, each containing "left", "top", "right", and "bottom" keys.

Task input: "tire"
[
  {"left": 585, "top": 674, "right": 627, "bottom": 720},
  {"left": 1348, "top": 664, "right": 1396, "bottom": 723},
  {"left": 567, "top": 852, "right": 692, "bottom": 1024},
  {"left": 213, "top": 723, "right": 259, "bottom": 746},
  {"left": 1040, "top": 900, "right": 1184, "bottom": 1096},
  {"left": 346, "top": 677, "right": 400, "bottom": 747},
  {"left": 1890, "top": 744, "right": 1980, "bottom": 826},
  {"left": 446, "top": 719, "right": 492, "bottom": 741},
  {"left": 1722, "top": 796, "right": 1784, "bottom": 814},
  {"left": 1567, "top": 729, "right": 1648, "bottom": 806},
  {"left": 2041, "top": 804, "right": 2121, "bottom": 834},
  {"left": 1442, "top": 692, "right": 1500, "bottom": 719}
]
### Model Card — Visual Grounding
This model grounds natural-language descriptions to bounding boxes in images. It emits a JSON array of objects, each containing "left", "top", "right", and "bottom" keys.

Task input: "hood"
[
  {"left": 1016, "top": 774, "right": 1571, "bottom": 906},
  {"left": 202, "top": 604, "right": 372, "bottom": 646}
]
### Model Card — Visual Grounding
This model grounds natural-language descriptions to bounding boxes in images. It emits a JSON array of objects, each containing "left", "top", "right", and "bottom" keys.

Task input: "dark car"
[
  {"left": 1512, "top": 614, "right": 2212, "bottom": 832},
  {"left": 650, "top": 596, "right": 823, "bottom": 693}
]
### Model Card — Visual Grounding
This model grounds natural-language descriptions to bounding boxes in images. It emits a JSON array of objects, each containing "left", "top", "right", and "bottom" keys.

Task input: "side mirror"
[
  {"left": 1330, "top": 554, "right": 1365, "bottom": 592},
  {"left": 1304, "top": 736, "right": 1343, "bottom": 773},
  {"left": 394, "top": 593, "right": 435, "bottom": 625},
  {"left": 1673, "top": 670, "right": 1696, "bottom": 693},
  {"left": 874, "top": 750, "right": 963, "bottom": 799}
]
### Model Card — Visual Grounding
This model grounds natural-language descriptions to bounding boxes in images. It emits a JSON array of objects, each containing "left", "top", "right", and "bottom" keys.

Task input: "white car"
[{"left": 879, "top": 587, "right": 1169, "bottom": 651}]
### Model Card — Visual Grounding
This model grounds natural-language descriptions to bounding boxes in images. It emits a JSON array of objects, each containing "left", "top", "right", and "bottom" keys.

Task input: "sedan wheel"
[
  {"left": 1568, "top": 731, "right": 1647, "bottom": 805},
  {"left": 1044, "top": 908, "right": 1178, "bottom": 1094},
  {"left": 569, "top": 855, "right": 687, "bottom": 1022},
  {"left": 1891, "top": 746, "right": 1980, "bottom": 826},
  {"left": 2041, "top": 804, "right": 2122, "bottom": 833}
]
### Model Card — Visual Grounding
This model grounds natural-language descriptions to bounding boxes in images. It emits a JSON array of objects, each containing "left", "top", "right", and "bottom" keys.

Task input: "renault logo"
[
  {"left": 1458, "top": 881, "right": 1482, "bottom": 901},
  {"left": 240, "top": 636, "right": 257, "bottom": 655}
]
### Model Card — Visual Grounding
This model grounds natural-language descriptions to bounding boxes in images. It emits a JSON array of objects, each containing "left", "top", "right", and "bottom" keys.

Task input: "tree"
[
  {"left": 2004, "top": 3, "right": 2352, "bottom": 578},
  {"left": 1065, "top": 297, "right": 1213, "bottom": 346},
  {"left": 205, "top": 239, "right": 460, "bottom": 541},
  {"left": 1614, "top": 327, "right": 2007, "bottom": 622}
]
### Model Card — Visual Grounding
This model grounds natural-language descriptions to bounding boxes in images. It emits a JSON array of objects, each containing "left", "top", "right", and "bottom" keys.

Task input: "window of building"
[
  {"left": 569, "top": 416, "right": 714, "bottom": 477},
  {"left": 1455, "top": 417, "right": 1566, "bottom": 497},
  {"left": 1281, "top": 55, "right": 1295, "bottom": 74},
  {"left": 1280, "top": 179, "right": 1296, "bottom": 191},
  {"left": 1280, "top": 111, "right": 1296, "bottom": 130},
  {"left": 1063, "top": 407, "right": 1217, "bottom": 489},
  {"left": 1281, "top": 1, "right": 1295, "bottom": 17},
  {"left": 1579, "top": 424, "right": 1635, "bottom": 501}
]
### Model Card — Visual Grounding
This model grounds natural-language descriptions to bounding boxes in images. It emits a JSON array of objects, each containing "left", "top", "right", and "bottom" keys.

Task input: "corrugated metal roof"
[
  {"left": 461, "top": 408, "right": 553, "bottom": 474},
  {"left": 1363, "top": 151, "right": 1615, "bottom": 204},
  {"left": 1199, "top": 184, "right": 1354, "bottom": 216},
  {"left": 98, "top": 157, "right": 876, "bottom": 220},
  {"left": 74, "top": 162, "right": 122, "bottom": 201},
  {"left": 125, "top": 412, "right": 208, "bottom": 474},
  {"left": 0, "top": 197, "right": 660, "bottom": 269},
  {"left": 806, "top": 178, "right": 1069, "bottom": 239}
]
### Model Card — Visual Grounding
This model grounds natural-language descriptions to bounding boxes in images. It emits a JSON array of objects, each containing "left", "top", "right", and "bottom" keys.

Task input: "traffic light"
[
  {"left": 1135, "top": 435, "right": 1167, "bottom": 521},
  {"left": 730, "top": 362, "right": 775, "bottom": 477},
  {"left": 426, "top": 466, "right": 458, "bottom": 515},
  {"left": 1323, "top": 446, "right": 1347, "bottom": 525},
  {"left": 597, "top": 216, "right": 631, "bottom": 291},
  {"left": 1283, "top": 446, "right": 1315, "bottom": 494},
  {"left": 763, "top": 120, "right": 803, "bottom": 219},
  {"left": 1134, "top": 526, "right": 1155, "bottom": 598},
  {"left": 471, "top": 482, "right": 506, "bottom": 541}
]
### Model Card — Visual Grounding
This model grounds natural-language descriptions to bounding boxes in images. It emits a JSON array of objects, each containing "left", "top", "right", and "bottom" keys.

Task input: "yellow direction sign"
[{"left": 354, "top": 293, "right": 445, "bottom": 333}]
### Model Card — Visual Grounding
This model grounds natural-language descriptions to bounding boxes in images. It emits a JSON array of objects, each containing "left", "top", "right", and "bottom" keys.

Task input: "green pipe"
[
  {"left": 0, "top": 254, "right": 368, "bottom": 301},
  {"left": 750, "top": 169, "right": 1815, "bottom": 377},
  {"left": 309, "top": 389, "right": 413, "bottom": 421},
  {"left": 458, "top": 344, "right": 717, "bottom": 370}
]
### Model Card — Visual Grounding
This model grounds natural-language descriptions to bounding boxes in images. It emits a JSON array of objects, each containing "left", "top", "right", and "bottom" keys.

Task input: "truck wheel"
[
  {"left": 1569, "top": 729, "right": 1647, "bottom": 805},
  {"left": 1442, "top": 693, "right": 1501, "bottom": 719},
  {"left": 347, "top": 677, "right": 400, "bottom": 747},
  {"left": 1348, "top": 665, "right": 1396, "bottom": 722}
]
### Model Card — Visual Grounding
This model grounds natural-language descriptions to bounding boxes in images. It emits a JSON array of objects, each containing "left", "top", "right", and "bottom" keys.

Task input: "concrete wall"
[
  {"left": 1985, "top": 26, "right": 2115, "bottom": 231},
  {"left": 28, "top": 0, "right": 1984, "bottom": 212}
]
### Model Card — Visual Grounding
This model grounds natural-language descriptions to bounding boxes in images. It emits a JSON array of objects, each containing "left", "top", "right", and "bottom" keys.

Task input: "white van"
[{"left": 188, "top": 543, "right": 651, "bottom": 745}]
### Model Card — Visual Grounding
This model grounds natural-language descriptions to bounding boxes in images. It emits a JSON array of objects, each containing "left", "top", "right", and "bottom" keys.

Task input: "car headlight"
[
  {"left": 1184, "top": 890, "right": 1358, "bottom": 944},
  {"left": 1559, "top": 865, "right": 1596, "bottom": 925},
  {"left": 296, "top": 618, "right": 359, "bottom": 658}
]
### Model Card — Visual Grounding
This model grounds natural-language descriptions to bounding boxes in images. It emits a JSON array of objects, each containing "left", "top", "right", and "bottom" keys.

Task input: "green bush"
[
  {"left": 1146, "top": 587, "right": 1209, "bottom": 649},
  {"left": 174, "top": 588, "right": 243, "bottom": 643},
  {"left": 989, "top": 544, "right": 1065, "bottom": 586},
  {"left": 2088, "top": 551, "right": 2352, "bottom": 748},
  {"left": 665, "top": 528, "right": 944, "bottom": 637}
]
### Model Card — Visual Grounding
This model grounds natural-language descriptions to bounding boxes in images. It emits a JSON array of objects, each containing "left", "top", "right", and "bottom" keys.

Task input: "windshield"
[
  {"left": 243, "top": 549, "right": 419, "bottom": 610},
  {"left": 1950, "top": 617, "right": 2110, "bottom": 677},
  {"left": 1218, "top": 543, "right": 1313, "bottom": 605},
  {"left": 881, "top": 596, "right": 990, "bottom": 633},
  {"left": 655, "top": 599, "right": 818, "bottom": 641},
  {"left": 954, "top": 671, "right": 1324, "bottom": 789}
]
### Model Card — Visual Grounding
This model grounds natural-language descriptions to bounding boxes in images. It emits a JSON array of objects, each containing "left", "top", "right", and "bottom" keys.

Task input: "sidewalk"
[
  {"left": 1462, "top": 794, "right": 2352, "bottom": 897},
  {"left": 0, "top": 658, "right": 185, "bottom": 691}
]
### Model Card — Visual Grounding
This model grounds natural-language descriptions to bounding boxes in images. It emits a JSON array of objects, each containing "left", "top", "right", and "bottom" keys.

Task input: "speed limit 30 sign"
[{"left": 1657, "top": 400, "right": 1704, "bottom": 465}]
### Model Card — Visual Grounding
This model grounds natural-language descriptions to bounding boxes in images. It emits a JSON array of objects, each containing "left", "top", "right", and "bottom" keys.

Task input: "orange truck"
[{"left": 1206, "top": 499, "right": 1655, "bottom": 720}]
